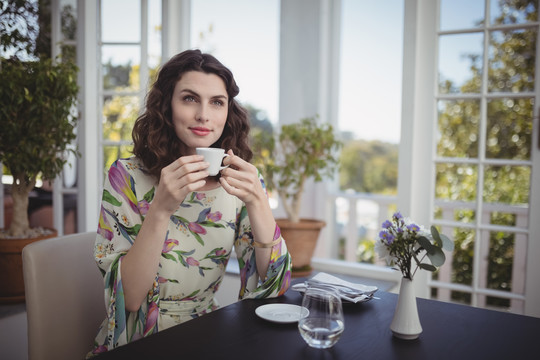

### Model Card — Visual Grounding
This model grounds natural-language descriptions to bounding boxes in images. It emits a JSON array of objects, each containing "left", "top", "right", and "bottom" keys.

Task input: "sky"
[{"left": 99, "top": 0, "right": 485, "bottom": 144}]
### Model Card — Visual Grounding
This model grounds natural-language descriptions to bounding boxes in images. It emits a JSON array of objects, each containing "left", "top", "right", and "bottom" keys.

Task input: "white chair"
[{"left": 22, "top": 232, "right": 104, "bottom": 360}]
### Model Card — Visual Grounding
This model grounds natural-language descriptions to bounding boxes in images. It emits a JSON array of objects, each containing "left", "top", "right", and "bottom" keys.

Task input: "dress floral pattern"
[{"left": 88, "top": 157, "right": 292, "bottom": 357}]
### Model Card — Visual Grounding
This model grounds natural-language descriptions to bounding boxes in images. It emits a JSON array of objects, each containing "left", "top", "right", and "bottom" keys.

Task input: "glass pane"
[
  {"left": 483, "top": 165, "right": 530, "bottom": 205},
  {"left": 434, "top": 206, "right": 476, "bottom": 224},
  {"left": 488, "top": 29, "right": 536, "bottom": 93},
  {"left": 436, "top": 163, "right": 478, "bottom": 201},
  {"left": 439, "top": 33, "right": 483, "bottom": 94},
  {"left": 437, "top": 100, "right": 480, "bottom": 158},
  {"left": 338, "top": 0, "right": 403, "bottom": 195},
  {"left": 103, "top": 95, "right": 140, "bottom": 141},
  {"left": 61, "top": 44, "right": 76, "bottom": 63},
  {"left": 490, "top": 0, "right": 538, "bottom": 25},
  {"left": 440, "top": 0, "right": 485, "bottom": 30},
  {"left": 486, "top": 98, "right": 533, "bottom": 160},
  {"left": 101, "top": 0, "right": 141, "bottom": 42},
  {"left": 191, "top": 0, "right": 279, "bottom": 124},
  {"left": 451, "top": 291, "right": 472, "bottom": 305},
  {"left": 489, "top": 211, "right": 517, "bottom": 226},
  {"left": 339, "top": 141, "right": 398, "bottom": 193},
  {"left": 451, "top": 227, "right": 475, "bottom": 288},
  {"left": 486, "top": 229, "right": 514, "bottom": 293},
  {"left": 103, "top": 145, "right": 134, "bottom": 173},
  {"left": 60, "top": 0, "right": 77, "bottom": 40},
  {"left": 148, "top": 0, "right": 162, "bottom": 68},
  {"left": 63, "top": 193, "right": 77, "bottom": 235},
  {"left": 102, "top": 45, "right": 141, "bottom": 91}
]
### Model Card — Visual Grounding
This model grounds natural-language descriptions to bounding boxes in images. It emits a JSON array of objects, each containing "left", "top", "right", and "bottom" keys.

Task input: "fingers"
[
  {"left": 153, "top": 155, "right": 210, "bottom": 214},
  {"left": 220, "top": 150, "right": 265, "bottom": 203}
]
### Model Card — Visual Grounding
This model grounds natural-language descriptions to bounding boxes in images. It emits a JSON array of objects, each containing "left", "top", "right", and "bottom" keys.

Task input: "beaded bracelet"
[{"left": 253, "top": 237, "right": 281, "bottom": 248}]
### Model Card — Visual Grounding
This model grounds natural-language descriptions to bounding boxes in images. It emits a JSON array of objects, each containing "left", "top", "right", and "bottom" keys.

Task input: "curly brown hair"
[{"left": 132, "top": 49, "right": 252, "bottom": 180}]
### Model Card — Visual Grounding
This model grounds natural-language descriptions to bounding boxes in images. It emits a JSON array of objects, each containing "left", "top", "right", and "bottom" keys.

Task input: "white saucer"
[{"left": 255, "top": 304, "right": 308, "bottom": 324}]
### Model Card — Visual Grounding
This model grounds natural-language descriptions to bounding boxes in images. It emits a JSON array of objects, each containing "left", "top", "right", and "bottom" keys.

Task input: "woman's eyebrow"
[
  {"left": 179, "top": 88, "right": 199, "bottom": 96},
  {"left": 211, "top": 94, "right": 228, "bottom": 101},
  {"left": 180, "top": 88, "right": 227, "bottom": 100}
]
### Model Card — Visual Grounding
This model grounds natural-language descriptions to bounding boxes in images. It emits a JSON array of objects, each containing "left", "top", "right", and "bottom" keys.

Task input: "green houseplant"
[
  {"left": 252, "top": 116, "right": 342, "bottom": 276},
  {"left": 0, "top": 56, "right": 79, "bottom": 303},
  {"left": 0, "top": 57, "right": 79, "bottom": 237}
]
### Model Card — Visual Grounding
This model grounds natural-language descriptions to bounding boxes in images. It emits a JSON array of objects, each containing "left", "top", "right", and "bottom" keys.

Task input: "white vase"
[{"left": 390, "top": 277, "right": 422, "bottom": 340}]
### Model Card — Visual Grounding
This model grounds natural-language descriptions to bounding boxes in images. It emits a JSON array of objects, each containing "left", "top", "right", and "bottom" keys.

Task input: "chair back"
[{"left": 23, "top": 232, "right": 104, "bottom": 360}]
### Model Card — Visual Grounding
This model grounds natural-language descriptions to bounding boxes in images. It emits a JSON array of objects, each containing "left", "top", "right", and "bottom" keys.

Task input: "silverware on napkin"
[{"left": 290, "top": 272, "right": 379, "bottom": 303}]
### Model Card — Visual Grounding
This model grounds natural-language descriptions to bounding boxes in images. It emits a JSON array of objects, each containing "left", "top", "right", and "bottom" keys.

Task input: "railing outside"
[{"left": 324, "top": 191, "right": 528, "bottom": 314}]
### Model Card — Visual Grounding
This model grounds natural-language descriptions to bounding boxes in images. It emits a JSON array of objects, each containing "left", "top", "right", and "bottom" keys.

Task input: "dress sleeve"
[
  {"left": 234, "top": 172, "right": 292, "bottom": 300},
  {"left": 90, "top": 160, "right": 159, "bottom": 355}
]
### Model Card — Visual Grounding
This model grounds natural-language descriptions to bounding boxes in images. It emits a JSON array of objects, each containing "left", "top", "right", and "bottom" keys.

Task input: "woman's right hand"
[{"left": 152, "top": 155, "right": 209, "bottom": 215}]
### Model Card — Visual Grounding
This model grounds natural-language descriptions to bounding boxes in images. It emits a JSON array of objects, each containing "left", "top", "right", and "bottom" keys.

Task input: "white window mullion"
[
  {"left": 51, "top": 0, "right": 65, "bottom": 235},
  {"left": 524, "top": 6, "right": 540, "bottom": 317},
  {"left": 162, "top": 0, "right": 191, "bottom": 61},
  {"left": 78, "top": 0, "right": 100, "bottom": 232},
  {"left": 140, "top": 0, "right": 149, "bottom": 108}
]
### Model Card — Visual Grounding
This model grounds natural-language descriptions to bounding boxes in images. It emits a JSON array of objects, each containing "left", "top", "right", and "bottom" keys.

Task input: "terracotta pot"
[
  {"left": 0, "top": 228, "right": 58, "bottom": 303},
  {"left": 276, "top": 218, "right": 326, "bottom": 277}
]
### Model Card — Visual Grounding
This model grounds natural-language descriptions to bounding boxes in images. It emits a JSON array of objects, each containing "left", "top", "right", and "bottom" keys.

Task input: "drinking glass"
[{"left": 298, "top": 287, "right": 344, "bottom": 349}]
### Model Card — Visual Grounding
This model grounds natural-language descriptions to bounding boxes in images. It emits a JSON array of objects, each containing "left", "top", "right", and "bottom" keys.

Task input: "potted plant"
[
  {"left": 0, "top": 56, "right": 79, "bottom": 302},
  {"left": 251, "top": 116, "right": 342, "bottom": 276}
]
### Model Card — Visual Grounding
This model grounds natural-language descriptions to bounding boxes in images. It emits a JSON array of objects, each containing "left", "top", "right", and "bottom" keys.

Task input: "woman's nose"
[{"left": 196, "top": 105, "right": 209, "bottom": 122}]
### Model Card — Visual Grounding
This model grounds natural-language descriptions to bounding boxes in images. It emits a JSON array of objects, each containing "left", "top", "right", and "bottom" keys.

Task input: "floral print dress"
[{"left": 89, "top": 157, "right": 292, "bottom": 356}]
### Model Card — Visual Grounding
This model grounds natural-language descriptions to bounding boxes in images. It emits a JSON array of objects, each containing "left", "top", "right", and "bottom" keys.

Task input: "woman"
[{"left": 89, "top": 49, "right": 292, "bottom": 356}]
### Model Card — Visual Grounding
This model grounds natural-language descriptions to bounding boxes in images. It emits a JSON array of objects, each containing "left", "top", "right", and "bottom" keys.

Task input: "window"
[
  {"left": 190, "top": 0, "right": 279, "bottom": 125},
  {"left": 332, "top": 0, "right": 404, "bottom": 264},
  {"left": 99, "top": 0, "right": 162, "bottom": 177},
  {"left": 431, "top": 0, "right": 538, "bottom": 314}
]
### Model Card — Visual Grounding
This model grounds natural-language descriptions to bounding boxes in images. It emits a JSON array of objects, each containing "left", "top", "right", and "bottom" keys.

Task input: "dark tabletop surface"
[{"left": 95, "top": 283, "right": 540, "bottom": 360}]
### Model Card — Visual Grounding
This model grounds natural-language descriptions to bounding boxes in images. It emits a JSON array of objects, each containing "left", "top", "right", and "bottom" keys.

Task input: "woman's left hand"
[
  {"left": 219, "top": 150, "right": 266, "bottom": 205},
  {"left": 221, "top": 150, "right": 278, "bottom": 279}
]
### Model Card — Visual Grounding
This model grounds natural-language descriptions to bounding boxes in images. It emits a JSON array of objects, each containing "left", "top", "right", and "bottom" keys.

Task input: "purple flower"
[
  {"left": 215, "top": 249, "right": 227, "bottom": 256},
  {"left": 108, "top": 162, "right": 138, "bottom": 213},
  {"left": 143, "top": 301, "right": 159, "bottom": 336},
  {"left": 93, "top": 345, "right": 108, "bottom": 354},
  {"left": 162, "top": 238, "right": 179, "bottom": 253},
  {"left": 97, "top": 206, "right": 114, "bottom": 240},
  {"left": 138, "top": 200, "right": 150, "bottom": 215},
  {"left": 207, "top": 211, "right": 222, "bottom": 222},
  {"left": 196, "top": 192, "right": 206, "bottom": 200},
  {"left": 407, "top": 223, "right": 420, "bottom": 232},
  {"left": 186, "top": 257, "right": 200, "bottom": 266},
  {"left": 382, "top": 220, "right": 392, "bottom": 229},
  {"left": 188, "top": 222, "right": 207, "bottom": 235},
  {"left": 379, "top": 231, "right": 395, "bottom": 245},
  {"left": 393, "top": 211, "right": 403, "bottom": 220}
]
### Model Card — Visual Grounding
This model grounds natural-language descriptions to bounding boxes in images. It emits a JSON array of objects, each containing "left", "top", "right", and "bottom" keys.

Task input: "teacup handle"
[{"left": 219, "top": 154, "right": 230, "bottom": 172}]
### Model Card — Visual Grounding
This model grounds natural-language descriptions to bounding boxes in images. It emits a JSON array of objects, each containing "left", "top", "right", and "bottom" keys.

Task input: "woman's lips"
[{"left": 190, "top": 127, "right": 211, "bottom": 136}]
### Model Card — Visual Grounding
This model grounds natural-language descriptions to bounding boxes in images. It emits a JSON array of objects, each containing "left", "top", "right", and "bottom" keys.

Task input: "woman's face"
[{"left": 171, "top": 71, "right": 229, "bottom": 155}]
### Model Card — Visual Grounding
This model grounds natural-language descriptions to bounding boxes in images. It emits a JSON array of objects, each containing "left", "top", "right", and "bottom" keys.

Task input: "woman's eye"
[
  {"left": 183, "top": 95, "right": 196, "bottom": 102},
  {"left": 212, "top": 100, "right": 224, "bottom": 106}
]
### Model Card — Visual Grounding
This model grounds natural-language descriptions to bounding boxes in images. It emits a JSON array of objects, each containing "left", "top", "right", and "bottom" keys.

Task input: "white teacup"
[{"left": 196, "top": 148, "right": 229, "bottom": 176}]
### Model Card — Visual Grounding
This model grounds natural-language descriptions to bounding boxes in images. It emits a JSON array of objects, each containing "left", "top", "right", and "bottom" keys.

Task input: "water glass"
[{"left": 298, "top": 287, "right": 344, "bottom": 349}]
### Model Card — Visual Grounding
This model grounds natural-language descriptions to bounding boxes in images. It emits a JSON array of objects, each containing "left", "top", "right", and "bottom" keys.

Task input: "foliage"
[
  {"left": 0, "top": 57, "right": 79, "bottom": 181},
  {"left": 0, "top": 0, "right": 39, "bottom": 58},
  {"left": 433, "top": 0, "right": 537, "bottom": 306},
  {"left": 0, "top": 1, "right": 79, "bottom": 237},
  {"left": 101, "top": 63, "right": 162, "bottom": 172},
  {"left": 375, "top": 211, "right": 454, "bottom": 280},
  {"left": 251, "top": 116, "right": 343, "bottom": 223},
  {"left": 339, "top": 139, "right": 398, "bottom": 193}
]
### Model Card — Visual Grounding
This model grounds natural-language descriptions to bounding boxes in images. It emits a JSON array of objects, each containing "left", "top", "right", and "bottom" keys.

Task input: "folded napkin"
[{"left": 291, "top": 272, "right": 378, "bottom": 304}]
